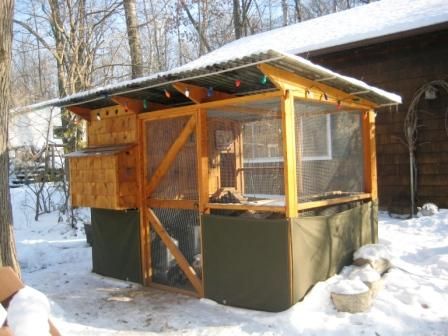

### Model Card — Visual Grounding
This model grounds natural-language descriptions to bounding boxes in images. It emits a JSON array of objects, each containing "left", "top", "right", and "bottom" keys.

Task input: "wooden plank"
[
  {"left": 297, "top": 193, "right": 372, "bottom": 211},
  {"left": 196, "top": 109, "right": 210, "bottom": 213},
  {"left": 207, "top": 203, "right": 285, "bottom": 213},
  {"left": 67, "top": 106, "right": 92, "bottom": 121},
  {"left": 147, "top": 199, "right": 198, "bottom": 210},
  {"left": 258, "top": 63, "right": 377, "bottom": 109},
  {"left": 362, "top": 110, "right": 378, "bottom": 200},
  {"left": 112, "top": 96, "right": 144, "bottom": 113},
  {"left": 136, "top": 115, "right": 151, "bottom": 285},
  {"left": 138, "top": 91, "right": 282, "bottom": 121},
  {"left": 173, "top": 82, "right": 234, "bottom": 104},
  {"left": 281, "top": 90, "right": 299, "bottom": 218},
  {"left": 147, "top": 208, "right": 203, "bottom": 296},
  {"left": 149, "top": 282, "right": 200, "bottom": 298},
  {"left": 139, "top": 108, "right": 195, "bottom": 121},
  {"left": 146, "top": 115, "right": 197, "bottom": 196}
]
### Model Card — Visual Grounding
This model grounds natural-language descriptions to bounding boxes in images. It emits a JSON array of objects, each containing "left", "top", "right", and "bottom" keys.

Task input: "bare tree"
[
  {"left": 123, "top": 0, "right": 144, "bottom": 78},
  {"left": 0, "top": 0, "right": 20, "bottom": 274}
]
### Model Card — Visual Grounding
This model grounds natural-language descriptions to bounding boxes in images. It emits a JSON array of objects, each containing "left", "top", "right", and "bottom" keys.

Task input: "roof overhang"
[{"left": 17, "top": 49, "right": 401, "bottom": 115}]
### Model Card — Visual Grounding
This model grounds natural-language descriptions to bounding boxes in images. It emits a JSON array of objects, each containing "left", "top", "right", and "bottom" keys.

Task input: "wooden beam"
[
  {"left": 297, "top": 193, "right": 372, "bottom": 211},
  {"left": 196, "top": 109, "right": 210, "bottom": 213},
  {"left": 146, "top": 114, "right": 197, "bottom": 196},
  {"left": 173, "top": 82, "right": 234, "bottom": 104},
  {"left": 362, "top": 110, "right": 378, "bottom": 200},
  {"left": 112, "top": 96, "right": 143, "bottom": 113},
  {"left": 147, "top": 199, "right": 198, "bottom": 210},
  {"left": 147, "top": 208, "right": 203, "bottom": 296},
  {"left": 149, "top": 282, "right": 201, "bottom": 298},
  {"left": 258, "top": 63, "right": 377, "bottom": 109},
  {"left": 136, "top": 118, "right": 151, "bottom": 285},
  {"left": 207, "top": 203, "right": 285, "bottom": 213},
  {"left": 67, "top": 106, "right": 91, "bottom": 121},
  {"left": 138, "top": 91, "right": 282, "bottom": 120},
  {"left": 112, "top": 96, "right": 169, "bottom": 114},
  {"left": 281, "top": 90, "right": 299, "bottom": 218}
]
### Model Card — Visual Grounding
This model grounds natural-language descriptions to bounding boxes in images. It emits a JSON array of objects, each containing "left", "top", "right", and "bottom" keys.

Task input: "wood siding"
[{"left": 311, "top": 29, "right": 448, "bottom": 211}]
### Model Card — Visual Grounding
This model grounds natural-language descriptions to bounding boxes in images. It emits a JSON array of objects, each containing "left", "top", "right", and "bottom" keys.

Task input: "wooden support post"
[
  {"left": 146, "top": 114, "right": 197, "bottom": 196},
  {"left": 281, "top": 90, "right": 298, "bottom": 218},
  {"left": 147, "top": 208, "right": 203, "bottom": 296},
  {"left": 362, "top": 110, "right": 378, "bottom": 200},
  {"left": 196, "top": 109, "right": 209, "bottom": 213},
  {"left": 137, "top": 118, "right": 151, "bottom": 285},
  {"left": 67, "top": 106, "right": 92, "bottom": 121},
  {"left": 173, "top": 82, "right": 234, "bottom": 104}
]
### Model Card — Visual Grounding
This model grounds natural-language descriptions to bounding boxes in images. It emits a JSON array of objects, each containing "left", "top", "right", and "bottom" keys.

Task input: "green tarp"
[
  {"left": 91, "top": 208, "right": 142, "bottom": 284},
  {"left": 202, "top": 201, "right": 377, "bottom": 312}
]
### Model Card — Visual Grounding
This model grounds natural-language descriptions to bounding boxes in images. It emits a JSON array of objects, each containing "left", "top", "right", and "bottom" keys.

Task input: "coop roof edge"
[{"left": 16, "top": 49, "right": 401, "bottom": 114}]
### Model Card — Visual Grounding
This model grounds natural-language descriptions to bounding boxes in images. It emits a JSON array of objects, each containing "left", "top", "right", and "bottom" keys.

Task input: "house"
[{"left": 195, "top": 0, "right": 448, "bottom": 212}]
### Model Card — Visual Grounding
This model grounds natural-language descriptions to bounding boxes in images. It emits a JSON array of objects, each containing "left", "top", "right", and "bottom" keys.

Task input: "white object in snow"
[
  {"left": 354, "top": 244, "right": 391, "bottom": 263},
  {"left": 7, "top": 286, "right": 51, "bottom": 336},
  {"left": 331, "top": 279, "right": 372, "bottom": 313},
  {"left": 418, "top": 203, "right": 439, "bottom": 216},
  {"left": 331, "top": 278, "right": 369, "bottom": 296},
  {"left": 0, "top": 304, "right": 7, "bottom": 327},
  {"left": 353, "top": 244, "right": 392, "bottom": 274}
]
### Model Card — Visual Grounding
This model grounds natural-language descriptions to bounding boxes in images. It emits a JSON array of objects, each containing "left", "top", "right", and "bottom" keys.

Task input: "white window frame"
[{"left": 301, "top": 114, "right": 332, "bottom": 161}]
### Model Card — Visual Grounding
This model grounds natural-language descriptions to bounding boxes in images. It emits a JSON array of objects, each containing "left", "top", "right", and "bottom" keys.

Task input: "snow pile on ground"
[
  {"left": 7, "top": 286, "right": 51, "bottom": 336},
  {"left": 331, "top": 279, "right": 369, "bottom": 295},
  {"left": 353, "top": 244, "right": 392, "bottom": 263},
  {"left": 10, "top": 186, "right": 448, "bottom": 335}
]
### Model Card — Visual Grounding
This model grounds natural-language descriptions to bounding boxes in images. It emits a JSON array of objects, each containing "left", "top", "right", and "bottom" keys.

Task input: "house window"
[{"left": 301, "top": 114, "right": 332, "bottom": 161}]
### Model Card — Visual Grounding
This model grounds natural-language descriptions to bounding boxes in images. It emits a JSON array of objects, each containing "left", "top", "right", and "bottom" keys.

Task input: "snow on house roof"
[{"left": 186, "top": 0, "right": 448, "bottom": 68}]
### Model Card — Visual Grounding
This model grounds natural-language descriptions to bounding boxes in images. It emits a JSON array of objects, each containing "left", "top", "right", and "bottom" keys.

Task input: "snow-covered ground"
[{"left": 11, "top": 187, "right": 448, "bottom": 335}]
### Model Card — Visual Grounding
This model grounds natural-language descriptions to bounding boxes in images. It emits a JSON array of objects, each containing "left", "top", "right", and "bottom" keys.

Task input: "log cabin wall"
[{"left": 311, "top": 28, "right": 448, "bottom": 212}]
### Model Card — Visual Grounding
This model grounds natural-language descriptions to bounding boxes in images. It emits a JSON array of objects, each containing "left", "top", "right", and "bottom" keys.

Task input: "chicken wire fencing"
[
  {"left": 150, "top": 208, "right": 201, "bottom": 290},
  {"left": 294, "top": 100, "right": 365, "bottom": 205},
  {"left": 145, "top": 116, "right": 198, "bottom": 200},
  {"left": 207, "top": 98, "right": 285, "bottom": 208}
]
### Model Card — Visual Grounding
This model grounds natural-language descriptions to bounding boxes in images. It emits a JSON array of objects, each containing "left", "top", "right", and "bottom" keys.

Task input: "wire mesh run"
[
  {"left": 145, "top": 116, "right": 198, "bottom": 200},
  {"left": 294, "top": 100, "right": 364, "bottom": 204},
  {"left": 150, "top": 208, "right": 201, "bottom": 290},
  {"left": 207, "top": 98, "right": 285, "bottom": 208}
]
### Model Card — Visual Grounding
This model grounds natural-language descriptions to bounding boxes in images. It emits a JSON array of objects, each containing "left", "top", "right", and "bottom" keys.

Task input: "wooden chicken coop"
[{"left": 50, "top": 50, "right": 400, "bottom": 311}]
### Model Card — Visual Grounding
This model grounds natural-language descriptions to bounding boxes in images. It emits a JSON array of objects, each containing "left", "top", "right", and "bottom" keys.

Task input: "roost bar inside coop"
[{"left": 59, "top": 50, "right": 400, "bottom": 312}]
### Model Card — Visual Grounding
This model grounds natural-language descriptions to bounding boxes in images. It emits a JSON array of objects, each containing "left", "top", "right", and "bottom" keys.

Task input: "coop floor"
[{"left": 11, "top": 186, "right": 448, "bottom": 335}]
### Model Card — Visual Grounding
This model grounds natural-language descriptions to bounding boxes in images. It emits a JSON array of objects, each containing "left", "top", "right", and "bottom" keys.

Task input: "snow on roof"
[
  {"left": 186, "top": 0, "right": 448, "bottom": 68},
  {"left": 20, "top": 48, "right": 401, "bottom": 113}
]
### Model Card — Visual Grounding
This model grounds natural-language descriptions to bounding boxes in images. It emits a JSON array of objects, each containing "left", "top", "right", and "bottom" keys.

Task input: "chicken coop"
[{"left": 52, "top": 50, "right": 400, "bottom": 312}]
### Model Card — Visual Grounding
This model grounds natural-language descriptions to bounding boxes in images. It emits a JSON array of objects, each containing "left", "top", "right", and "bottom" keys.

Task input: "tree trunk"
[
  {"left": 233, "top": 0, "right": 242, "bottom": 39},
  {"left": 0, "top": 0, "right": 20, "bottom": 275},
  {"left": 123, "top": 0, "right": 144, "bottom": 79},
  {"left": 281, "top": 0, "right": 288, "bottom": 26}
]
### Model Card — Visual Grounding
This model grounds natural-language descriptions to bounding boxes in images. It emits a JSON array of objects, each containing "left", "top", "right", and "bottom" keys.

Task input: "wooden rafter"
[
  {"left": 258, "top": 63, "right": 377, "bottom": 109},
  {"left": 173, "top": 82, "right": 234, "bottom": 104},
  {"left": 145, "top": 114, "right": 197, "bottom": 196},
  {"left": 67, "top": 106, "right": 92, "bottom": 121},
  {"left": 147, "top": 208, "right": 203, "bottom": 295},
  {"left": 112, "top": 96, "right": 169, "bottom": 114}
]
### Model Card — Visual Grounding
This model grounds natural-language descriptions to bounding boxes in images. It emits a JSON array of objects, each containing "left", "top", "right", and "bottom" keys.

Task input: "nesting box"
[
  {"left": 66, "top": 105, "right": 138, "bottom": 210},
  {"left": 67, "top": 144, "right": 138, "bottom": 209}
]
